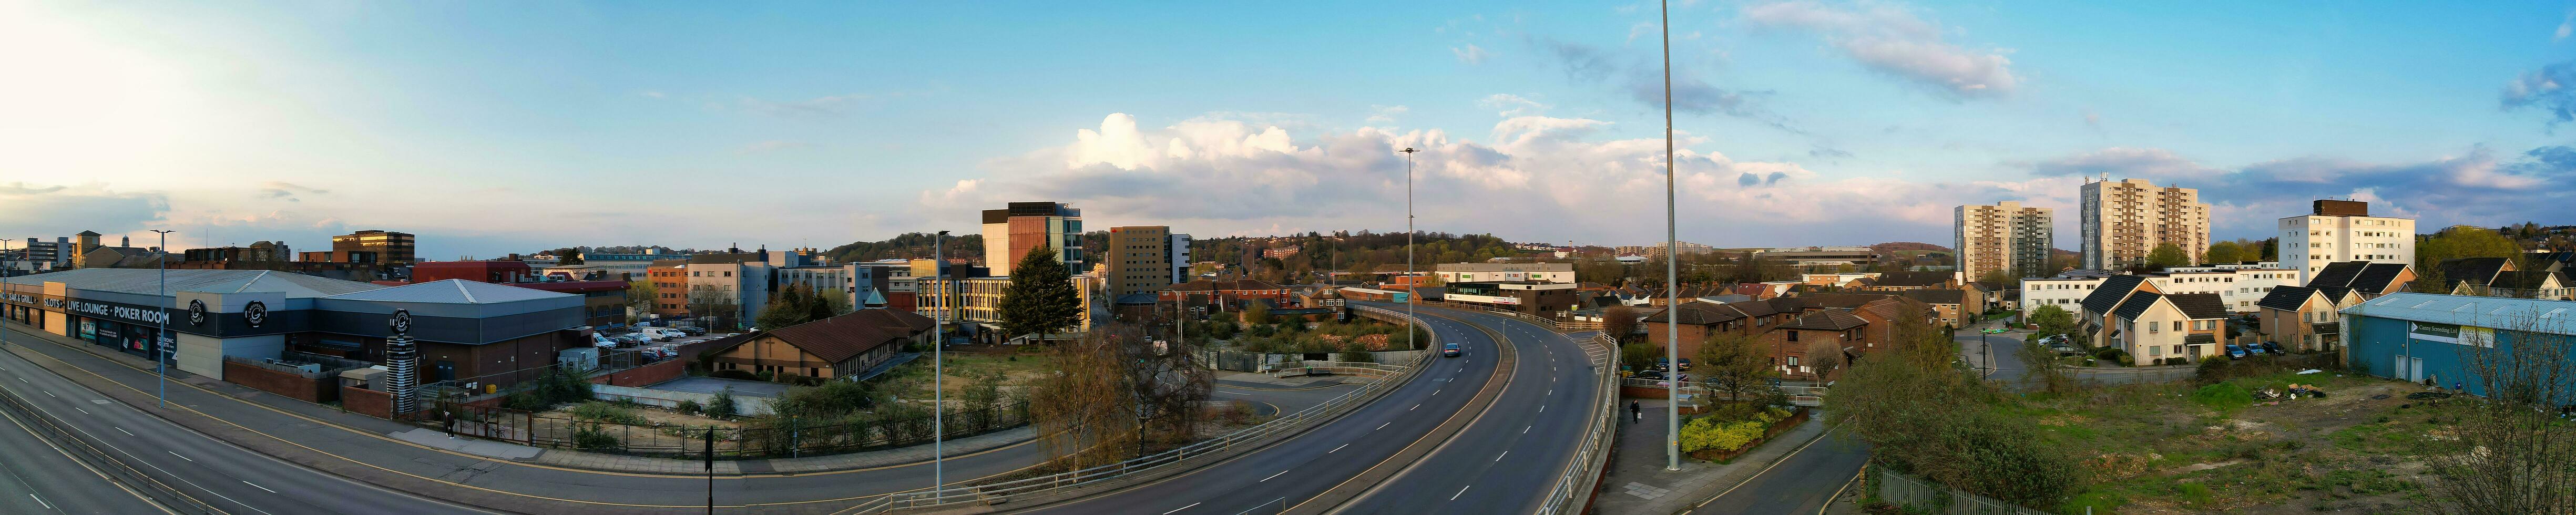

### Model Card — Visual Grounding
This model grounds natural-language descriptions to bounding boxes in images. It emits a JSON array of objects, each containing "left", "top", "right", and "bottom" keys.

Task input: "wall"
[
  {"left": 222, "top": 359, "right": 335, "bottom": 403},
  {"left": 591, "top": 384, "right": 774, "bottom": 416},
  {"left": 590, "top": 358, "right": 686, "bottom": 387},
  {"left": 342, "top": 386, "right": 393, "bottom": 418}
]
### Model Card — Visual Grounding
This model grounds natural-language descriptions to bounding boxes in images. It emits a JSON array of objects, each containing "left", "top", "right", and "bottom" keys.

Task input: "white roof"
[
  {"left": 322, "top": 279, "right": 571, "bottom": 304},
  {"left": 3, "top": 269, "right": 385, "bottom": 298},
  {"left": 2346, "top": 293, "right": 2576, "bottom": 336}
]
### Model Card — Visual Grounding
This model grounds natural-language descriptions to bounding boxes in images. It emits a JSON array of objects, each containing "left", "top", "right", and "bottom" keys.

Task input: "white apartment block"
[
  {"left": 1955, "top": 201, "right": 2054, "bottom": 281},
  {"left": 2277, "top": 200, "right": 2414, "bottom": 283},
  {"left": 2020, "top": 267, "right": 2299, "bottom": 317},
  {"left": 1435, "top": 262, "right": 1577, "bottom": 284},
  {"left": 2078, "top": 177, "right": 2211, "bottom": 270}
]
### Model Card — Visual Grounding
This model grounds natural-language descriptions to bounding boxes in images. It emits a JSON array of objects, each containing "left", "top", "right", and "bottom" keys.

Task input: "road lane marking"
[
  {"left": 1329, "top": 443, "right": 1348, "bottom": 454},
  {"left": 1539, "top": 405, "right": 1546, "bottom": 413},
  {"left": 1494, "top": 450, "right": 1508, "bottom": 461},
  {"left": 1433, "top": 389, "right": 1440, "bottom": 395},
  {"left": 75, "top": 407, "right": 87, "bottom": 415},
  {"left": 1523, "top": 426, "right": 1530, "bottom": 434},
  {"left": 29, "top": 494, "right": 51, "bottom": 510},
  {"left": 169, "top": 451, "right": 192, "bottom": 461},
  {"left": 1260, "top": 469, "right": 1289, "bottom": 482},
  {"left": 1450, "top": 486, "right": 1471, "bottom": 500},
  {"left": 1161, "top": 502, "right": 1200, "bottom": 514},
  {"left": 244, "top": 481, "right": 278, "bottom": 493},
  {"left": 43, "top": 390, "right": 55, "bottom": 398},
  {"left": 116, "top": 427, "right": 133, "bottom": 436},
  {"left": 1409, "top": 404, "right": 1419, "bottom": 411},
  {"left": 1376, "top": 422, "right": 1389, "bottom": 430}
]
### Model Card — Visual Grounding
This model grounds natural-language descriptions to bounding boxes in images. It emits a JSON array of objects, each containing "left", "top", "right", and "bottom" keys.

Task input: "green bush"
[
  {"left": 676, "top": 399, "right": 703, "bottom": 416},
  {"left": 2189, "top": 383, "right": 2253, "bottom": 415},
  {"left": 1678, "top": 416, "right": 1766, "bottom": 453},
  {"left": 571, "top": 401, "right": 647, "bottom": 425},
  {"left": 573, "top": 426, "right": 620, "bottom": 449},
  {"left": 773, "top": 380, "right": 874, "bottom": 420},
  {"left": 706, "top": 388, "right": 738, "bottom": 419}
]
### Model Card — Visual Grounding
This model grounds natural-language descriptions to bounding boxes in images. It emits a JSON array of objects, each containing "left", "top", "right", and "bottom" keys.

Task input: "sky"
[{"left": 7, "top": 1, "right": 2576, "bottom": 260}]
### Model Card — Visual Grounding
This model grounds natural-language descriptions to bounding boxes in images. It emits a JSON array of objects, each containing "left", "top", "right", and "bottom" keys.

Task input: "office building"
[
  {"left": 325, "top": 230, "right": 416, "bottom": 266},
  {"left": 1434, "top": 262, "right": 1577, "bottom": 284},
  {"left": 1955, "top": 201, "right": 2054, "bottom": 281},
  {"left": 2078, "top": 178, "right": 2210, "bottom": 270},
  {"left": 2277, "top": 200, "right": 2415, "bottom": 282},
  {"left": 1106, "top": 226, "right": 1192, "bottom": 297},
  {"left": 980, "top": 202, "right": 1083, "bottom": 276}
]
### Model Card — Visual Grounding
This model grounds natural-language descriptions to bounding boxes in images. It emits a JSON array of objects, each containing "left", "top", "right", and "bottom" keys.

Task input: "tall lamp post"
[
  {"left": 151, "top": 229, "right": 175, "bottom": 408},
  {"left": 2, "top": 239, "right": 13, "bottom": 349},
  {"left": 932, "top": 229, "right": 948, "bottom": 501},
  {"left": 1399, "top": 147, "right": 1418, "bottom": 352},
  {"left": 1658, "top": 0, "right": 1683, "bottom": 472}
]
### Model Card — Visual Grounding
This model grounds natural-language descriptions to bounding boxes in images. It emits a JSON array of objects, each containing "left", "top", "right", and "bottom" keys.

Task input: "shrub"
[
  {"left": 706, "top": 388, "right": 738, "bottom": 419},
  {"left": 573, "top": 426, "right": 620, "bottom": 449},
  {"left": 1337, "top": 351, "right": 1374, "bottom": 363},
  {"left": 502, "top": 392, "right": 551, "bottom": 411},
  {"left": 773, "top": 380, "right": 874, "bottom": 420},
  {"left": 2091, "top": 346, "right": 2129, "bottom": 364},
  {"left": 709, "top": 369, "right": 758, "bottom": 381},
  {"left": 676, "top": 399, "right": 703, "bottom": 416},
  {"left": 1678, "top": 416, "right": 1766, "bottom": 453},
  {"left": 571, "top": 401, "right": 647, "bottom": 425}
]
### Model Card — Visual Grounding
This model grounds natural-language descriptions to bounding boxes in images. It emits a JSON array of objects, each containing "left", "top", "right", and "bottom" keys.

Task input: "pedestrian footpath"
[{"left": 1591, "top": 397, "right": 1829, "bottom": 515}]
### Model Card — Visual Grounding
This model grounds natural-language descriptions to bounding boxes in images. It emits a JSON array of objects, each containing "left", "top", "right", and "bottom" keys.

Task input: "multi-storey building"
[
  {"left": 1106, "top": 226, "right": 1192, "bottom": 297},
  {"left": 647, "top": 260, "right": 690, "bottom": 317},
  {"left": 1955, "top": 201, "right": 2054, "bottom": 281},
  {"left": 2277, "top": 200, "right": 2414, "bottom": 283},
  {"left": 980, "top": 202, "right": 1083, "bottom": 276},
  {"left": 2078, "top": 178, "right": 2210, "bottom": 270},
  {"left": 683, "top": 250, "right": 772, "bottom": 330},
  {"left": 328, "top": 230, "right": 416, "bottom": 266},
  {"left": 2020, "top": 267, "right": 2299, "bottom": 318},
  {"left": 1434, "top": 262, "right": 1577, "bottom": 284}
]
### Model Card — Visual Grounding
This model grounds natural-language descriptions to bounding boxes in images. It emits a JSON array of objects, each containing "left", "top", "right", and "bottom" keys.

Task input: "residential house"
[
  {"left": 2104, "top": 291, "right": 2229, "bottom": 365},
  {"left": 2255, "top": 285, "right": 2363, "bottom": 352},
  {"left": 705, "top": 308, "right": 935, "bottom": 382}
]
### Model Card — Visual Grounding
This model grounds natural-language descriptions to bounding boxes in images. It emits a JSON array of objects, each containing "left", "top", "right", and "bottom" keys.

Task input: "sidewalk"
[
  {"left": 1592, "top": 398, "right": 1830, "bottom": 515},
  {"left": 0, "top": 320, "right": 1035, "bottom": 476}
]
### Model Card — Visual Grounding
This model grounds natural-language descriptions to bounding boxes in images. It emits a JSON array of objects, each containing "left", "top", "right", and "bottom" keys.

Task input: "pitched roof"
[
  {"left": 2347, "top": 293, "right": 2576, "bottom": 336},
  {"left": 751, "top": 308, "right": 934, "bottom": 363},
  {"left": 5, "top": 268, "right": 387, "bottom": 298},
  {"left": 2184, "top": 333, "right": 2217, "bottom": 345},
  {"left": 1899, "top": 289, "right": 1965, "bottom": 305},
  {"left": 323, "top": 279, "right": 571, "bottom": 304},
  {"left": 2308, "top": 261, "right": 2368, "bottom": 290},
  {"left": 2112, "top": 291, "right": 2165, "bottom": 320},
  {"left": 1781, "top": 310, "right": 1868, "bottom": 331},
  {"left": 1798, "top": 293, "right": 1902, "bottom": 310},
  {"left": 1641, "top": 302, "right": 1749, "bottom": 325},
  {"left": 1165, "top": 278, "right": 1286, "bottom": 292},
  {"left": 2166, "top": 293, "right": 2230, "bottom": 320},
  {"left": 2080, "top": 275, "right": 2146, "bottom": 314},
  {"left": 2492, "top": 270, "right": 2559, "bottom": 290},
  {"left": 2255, "top": 286, "right": 2322, "bottom": 312},
  {"left": 2439, "top": 257, "right": 2512, "bottom": 287},
  {"left": 1872, "top": 271, "right": 1953, "bottom": 287},
  {"left": 2352, "top": 263, "right": 2411, "bottom": 294}
]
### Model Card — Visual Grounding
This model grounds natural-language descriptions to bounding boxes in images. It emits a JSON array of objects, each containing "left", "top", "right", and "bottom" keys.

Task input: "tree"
[
  {"left": 2144, "top": 243, "right": 2190, "bottom": 268},
  {"left": 1696, "top": 331, "right": 1777, "bottom": 403},
  {"left": 2205, "top": 240, "right": 2244, "bottom": 264},
  {"left": 626, "top": 280, "right": 657, "bottom": 322},
  {"left": 1803, "top": 339, "right": 1845, "bottom": 379},
  {"left": 756, "top": 285, "right": 814, "bottom": 330},
  {"left": 1242, "top": 301, "right": 1272, "bottom": 325},
  {"left": 2028, "top": 305, "right": 2076, "bottom": 340},
  {"left": 2428, "top": 310, "right": 2576, "bottom": 514},
  {"left": 2015, "top": 332, "right": 2071, "bottom": 393},
  {"left": 1620, "top": 343, "right": 1662, "bottom": 374},
  {"left": 552, "top": 247, "right": 585, "bottom": 265},
  {"left": 1602, "top": 306, "right": 1640, "bottom": 343},
  {"left": 997, "top": 245, "right": 1082, "bottom": 343},
  {"left": 687, "top": 284, "right": 741, "bottom": 330},
  {"left": 1825, "top": 316, "right": 2083, "bottom": 509},
  {"left": 1028, "top": 322, "right": 1209, "bottom": 469}
]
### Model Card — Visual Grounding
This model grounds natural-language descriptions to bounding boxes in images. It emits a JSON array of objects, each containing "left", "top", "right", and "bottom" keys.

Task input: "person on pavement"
[{"left": 1630, "top": 401, "right": 1642, "bottom": 423}]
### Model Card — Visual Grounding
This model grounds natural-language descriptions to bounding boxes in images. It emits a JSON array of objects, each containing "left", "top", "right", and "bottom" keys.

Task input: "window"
[
  {"left": 2173, "top": 321, "right": 2183, "bottom": 331},
  {"left": 1787, "top": 331, "right": 1800, "bottom": 342}
]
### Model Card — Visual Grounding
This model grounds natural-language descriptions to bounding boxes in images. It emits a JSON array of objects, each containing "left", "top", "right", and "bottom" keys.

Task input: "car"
[
  {"left": 679, "top": 327, "right": 707, "bottom": 336},
  {"left": 1442, "top": 343, "right": 1461, "bottom": 357},
  {"left": 2037, "top": 334, "right": 2067, "bottom": 346},
  {"left": 591, "top": 336, "right": 617, "bottom": 348},
  {"left": 615, "top": 334, "right": 649, "bottom": 347},
  {"left": 1633, "top": 369, "right": 1666, "bottom": 380},
  {"left": 2048, "top": 344, "right": 2082, "bottom": 356},
  {"left": 1676, "top": 358, "right": 1693, "bottom": 371},
  {"left": 2260, "top": 341, "right": 2287, "bottom": 355},
  {"left": 649, "top": 328, "right": 687, "bottom": 341},
  {"left": 2245, "top": 343, "right": 2269, "bottom": 356},
  {"left": 2225, "top": 344, "right": 2248, "bottom": 359}
]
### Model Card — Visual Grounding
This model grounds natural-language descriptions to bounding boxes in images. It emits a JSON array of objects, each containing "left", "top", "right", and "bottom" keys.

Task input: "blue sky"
[{"left": 6, "top": 1, "right": 2574, "bottom": 260}]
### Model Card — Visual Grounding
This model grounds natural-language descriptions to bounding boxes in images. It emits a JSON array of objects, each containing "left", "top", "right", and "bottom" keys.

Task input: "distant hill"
[{"left": 824, "top": 233, "right": 984, "bottom": 264}]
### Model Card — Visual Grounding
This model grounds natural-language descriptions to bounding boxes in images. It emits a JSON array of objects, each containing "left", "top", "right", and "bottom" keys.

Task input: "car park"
[
  {"left": 2226, "top": 344, "right": 2248, "bottom": 359},
  {"left": 2245, "top": 343, "right": 2268, "bottom": 356},
  {"left": 1633, "top": 369, "right": 1666, "bottom": 380},
  {"left": 678, "top": 327, "right": 707, "bottom": 336}
]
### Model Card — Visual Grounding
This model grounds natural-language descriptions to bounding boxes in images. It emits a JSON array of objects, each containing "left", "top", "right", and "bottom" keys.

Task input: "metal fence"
[
  {"left": 1620, "top": 377, "right": 1832, "bottom": 406},
  {"left": 412, "top": 400, "right": 1028, "bottom": 460},
  {"left": 845, "top": 304, "right": 1439, "bottom": 513},
  {"left": 1535, "top": 333, "right": 1621, "bottom": 515},
  {"left": 1870, "top": 464, "right": 2052, "bottom": 515}
]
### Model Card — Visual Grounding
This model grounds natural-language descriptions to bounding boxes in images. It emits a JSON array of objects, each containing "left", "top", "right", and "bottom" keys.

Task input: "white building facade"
[{"left": 2276, "top": 200, "right": 2414, "bottom": 283}]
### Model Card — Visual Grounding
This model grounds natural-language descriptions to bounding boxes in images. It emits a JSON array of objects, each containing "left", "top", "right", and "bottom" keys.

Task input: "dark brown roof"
[
  {"left": 1797, "top": 293, "right": 1903, "bottom": 310},
  {"left": 1165, "top": 279, "right": 1286, "bottom": 292},
  {"left": 1873, "top": 271, "right": 1953, "bottom": 287},
  {"left": 2352, "top": 263, "right": 2410, "bottom": 294},
  {"left": 2438, "top": 257, "right": 2511, "bottom": 289},
  {"left": 2166, "top": 293, "right": 2230, "bottom": 320},
  {"left": 2309, "top": 261, "right": 2368, "bottom": 290},
  {"left": 741, "top": 308, "right": 934, "bottom": 363},
  {"left": 2255, "top": 286, "right": 2321, "bottom": 312},
  {"left": 2081, "top": 275, "right": 2146, "bottom": 314},
  {"left": 2184, "top": 333, "right": 2216, "bottom": 345},
  {"left": 2112, "top": 291, "right": 2164, "bottom": 320},
  {"left": 1781, "top": 310, "right": 1869, "bottom": 331},
  {"left": 2492, "top": 270, "right": 2559, "bottom": 291},
  {"left": 1899, "top": 289, "right": 1966, "bottom": 306},
  {"left": 1641, "top": 302, "right": 1749, "bottom": 325}
]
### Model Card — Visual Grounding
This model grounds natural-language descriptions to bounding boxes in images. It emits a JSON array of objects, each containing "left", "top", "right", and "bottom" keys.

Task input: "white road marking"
[
  {"left": 115, "top": 427, "right": 132, "bottom": 436},
  {"left": 1261, "top": 469, "right": 1290, "bottom": 482},
  {"left": 1495, "top": 451, "right": 1509, "bottom": 461},
  {"left": 1410, "top": 404, "right": 1420, "bottom": 411},
  {"left": 43, "top": 390, "right": 54, "bottom": 398},
  {"left": 1450, "top": 485, "right": 1471, "bottom": 500},
  {"left": 74, "top": 407, "right": 87, "bottom": 415},
  {"left": 29, "top": 494, "right": 51, "bottom": 510},
  {"left": 243, "top": 481, "right": 278, "bottom": 493},
  {"left": 169, "top": 451, "right": 192, "bottom": 461},
  {"left": 1329, "top": 444, "right": 1349, "bottom": 454},
  {"left": 1161, "top": 502, "right": 1200, "bottom": 514},
  {"left": 1523, "top": 425, "right": 1531, "bottom": 434},
  {"left": 1376, "top": 422, "right": 1389, "bottom": 430},
  {"left": 1539, "top": 405, "right": 1546, "bottom": 413},
  {"left": 1433, "top": 389, "right": 1440, "bottom": 396}
]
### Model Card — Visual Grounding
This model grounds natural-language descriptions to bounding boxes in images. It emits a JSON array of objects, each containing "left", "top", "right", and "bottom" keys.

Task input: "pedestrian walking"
[{"left": 1629, "top": 401, "right": 1641, "bottom": 424}]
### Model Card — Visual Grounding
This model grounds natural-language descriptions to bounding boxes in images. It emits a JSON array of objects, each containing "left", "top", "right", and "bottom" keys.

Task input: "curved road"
[{"left": 1333, "top": 306, "right": 1602, "bottom": 514}]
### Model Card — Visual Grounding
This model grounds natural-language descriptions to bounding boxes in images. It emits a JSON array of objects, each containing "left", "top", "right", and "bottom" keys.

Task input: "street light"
[
  {"left": 2, "top": 238, "right": 13, "bottom": 349},
  {"left": 1658, "top": 0, "right": 1683, "bottom": 472},
  {"left": 932, "top": 229, "right": 948, "bottom": 501},
  {"left": 151, "top": 229, "right": 175, "bottom": 408},
  {"left": 1399, "top": 147, "right": 1418, "bottom": 354}
]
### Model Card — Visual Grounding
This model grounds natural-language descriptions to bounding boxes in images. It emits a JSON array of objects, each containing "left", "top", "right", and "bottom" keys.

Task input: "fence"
[
  {"left": 846, "top": 304, "right": 1439, "bottom": 513},
  {"left": 1870, "top": 464, "right": 2052, "bottom": 515},
  {"left": 1535, "top": 332, "right": 1621, "bottom": 515},
  {"left": 411, "top": 399, "right": 1029, "bottom": 460},
  {"left": 1621, "top": 377, "right": 1832, "bottom": 406}
]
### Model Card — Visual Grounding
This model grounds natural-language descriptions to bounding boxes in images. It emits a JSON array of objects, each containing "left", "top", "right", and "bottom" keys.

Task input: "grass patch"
[{"left": 570, "top": 401, "right": 648, "bottom": 425}]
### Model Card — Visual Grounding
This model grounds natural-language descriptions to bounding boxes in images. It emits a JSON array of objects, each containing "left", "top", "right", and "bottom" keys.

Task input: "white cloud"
[
  {"left": 739, "top": 140, "right": 811, "bottom": 153},
  {"left": 1476, "top": 94, "right": 1550, "bottom": 117},
  {"left": 1740, "top": 1, "right": 2018, "bottom": 99},
  {"left": 1451, "top": 44, "right": 1488, "bottom": 65},
  {"left": 1366, "top": 105, "right": 1410, "bottom": 124},
  {"left": 640, "top": 90, "right": 667, "bottom": 99},
  {"left": 2559, "top": 11, "right": 2573, "bottom": 41}
]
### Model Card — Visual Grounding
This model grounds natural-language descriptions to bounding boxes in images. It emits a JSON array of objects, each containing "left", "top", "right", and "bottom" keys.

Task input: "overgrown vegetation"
[
  {"left": 503, "top": 366, "right": 596, "bottom": 411},
  {"left": 1828, "top": 319, "right": 2086, "bottom": 509}
]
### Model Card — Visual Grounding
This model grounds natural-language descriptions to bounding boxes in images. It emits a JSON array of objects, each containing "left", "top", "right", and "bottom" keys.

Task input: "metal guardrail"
[
  {"left": 1535, "top": 334, "right": 1621, "bottom": 515},
  {"left": 1419, "top": 300, "right": 1577, "bottom": 333},
  {"left": 1619, "top": 377, "right": 1829, "bottom": 406},
  {"left": 852, "top": 305, "right": 1439, "bottom": 513}
]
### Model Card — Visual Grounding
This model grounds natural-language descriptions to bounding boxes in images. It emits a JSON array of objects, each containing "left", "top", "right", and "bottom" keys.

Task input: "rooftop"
[
  {"left": 4, "top": 269, "right": 386, "bottom": 298},
  {"left": 2346, "top": 293, "right": 2576, "bottom": 336}
]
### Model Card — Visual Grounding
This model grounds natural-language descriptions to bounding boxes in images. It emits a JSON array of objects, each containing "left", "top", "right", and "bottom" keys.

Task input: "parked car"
[
  {"left": 1676, "top": 358, "right": 1693, "bottom": 371},
  {"left": 2245, "top": 343, "right": 2269, "bottom": 356},
  {"left": 1653, "top": 358, "right": 1672, "bottom": 372},
  {"left": 591, "top": 336, "right": 617, "bottom": 348},
  {"left": 1633, "top": 369, "right": 1667, "bottom": 380},
  {"left": 1442, "top": 342, "right": 1462, "bottom": 357},
  {"left": 678, "top": 327, "right": 708, "bottom": 336},
  {"left": 614, "top": 334, "right": 648, "bottom": 347},
  {"left": 2260, "top": 341, "right": 2286, "bottom": 355},
  {"left": 648, "top": 328, "right": 687, "bottom": 341},
  {"left": 2225, "top": 344, "right": 2248, "bottom": 359}
]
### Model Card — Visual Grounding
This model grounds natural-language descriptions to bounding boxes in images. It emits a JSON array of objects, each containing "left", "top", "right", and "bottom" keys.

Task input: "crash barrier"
[
  {"left": 846, "top": 304, "right": 1438, "bottom": 513},
  {"left": 1536, "top": 331, "right": 1622, "bottom": 515},
  {"left": 1872, "top": 464, "right": 2051, "bottom": 515}
]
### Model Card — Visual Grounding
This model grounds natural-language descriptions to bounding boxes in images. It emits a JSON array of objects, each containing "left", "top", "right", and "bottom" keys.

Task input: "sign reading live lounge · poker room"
[{"left": 63, "top": 300, "right": 171, "bottom": 325}]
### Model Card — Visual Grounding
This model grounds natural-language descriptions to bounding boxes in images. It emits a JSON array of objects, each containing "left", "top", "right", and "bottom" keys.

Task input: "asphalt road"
[
  {"left": 1333, "top": 306, "right": 1603, "bottom": 515},
  {"left": 0, "top": 394, "right": 170, "bottom": 514},
  {"left": 1016, "top": 307, "right": 1507, "bottom": 515},
  {"left": 1683, "top": 427, "right": 1869, "bottom": 515},
  {"left": 0, "top": 342, "right": 493, "bottom": 515}
]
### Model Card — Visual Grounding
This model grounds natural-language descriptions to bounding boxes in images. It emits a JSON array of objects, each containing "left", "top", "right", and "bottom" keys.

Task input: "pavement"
[{"left": 1593, "top": 397, "right": 1834, "bottom": 515}]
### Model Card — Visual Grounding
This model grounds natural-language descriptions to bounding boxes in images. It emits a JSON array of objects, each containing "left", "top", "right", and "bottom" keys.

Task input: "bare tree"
[
  {"left": 2430, "top": 310, "right": 2576, "bottom": 515},
  {"left": 2015, "top": 333, "right": 2072, "bottom": 393},
  {"left": 1602, "top": 305, "right": 1639, "bottom": 343},
  {"left": 1803, "top": 339, "right": 1845, "bottom": 379},
  {"left": 1026, "top": 322, "right": 1212, "bottom": 470}
]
